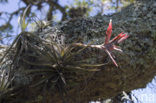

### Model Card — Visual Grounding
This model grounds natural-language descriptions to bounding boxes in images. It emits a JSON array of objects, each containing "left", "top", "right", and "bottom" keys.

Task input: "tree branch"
[
  {"left": 1, "top": 0, "right": 156, "bottom": 103},
  {"left": 37, "top": 0, "right": 156, "bottom": 102}
]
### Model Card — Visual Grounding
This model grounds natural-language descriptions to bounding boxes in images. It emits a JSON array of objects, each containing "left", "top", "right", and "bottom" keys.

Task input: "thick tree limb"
[
  {"left": 38, "top": 0, "right": 155, "bottom": 102},
  {"left": 1, "top": 0, "right": 156, "bottom": 103}
]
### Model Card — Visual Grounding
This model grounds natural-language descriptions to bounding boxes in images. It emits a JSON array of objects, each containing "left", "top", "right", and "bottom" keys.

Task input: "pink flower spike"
[
  {"left": 118, "top": 34, "right": 129, "bottom": 43},
  {"left": 102, "top": 19, "right": 129, "bottom": 67},
  {"left": 105, "top": 19, "right": 112, "bottom": 44},
  {"left": 105, "top": 49, "right": 118, "bottom": 67}
]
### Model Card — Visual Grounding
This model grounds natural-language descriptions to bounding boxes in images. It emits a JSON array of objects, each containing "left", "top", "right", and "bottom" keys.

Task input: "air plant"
[
  {"left": 103, "top": 19, "right": 129, "bottom": 67},
  {"left": 20, "top": 37, "right": 105, "bottom": 102},
  {"left": 24, "top": 40, "right": 104, "bottom": 87},
  {"left": 75, "top": 20, "right": 129, "bottom": 67}
]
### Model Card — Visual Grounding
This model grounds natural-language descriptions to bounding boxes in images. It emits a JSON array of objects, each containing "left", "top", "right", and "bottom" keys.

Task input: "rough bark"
[{"left": 1, "top": 0, "right": 156, "bottom": 103}]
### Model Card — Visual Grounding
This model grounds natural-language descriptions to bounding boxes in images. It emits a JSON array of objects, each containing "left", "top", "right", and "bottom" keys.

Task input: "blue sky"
[{"left": 0, "top": 0, "right": 156, "bottom": 103}]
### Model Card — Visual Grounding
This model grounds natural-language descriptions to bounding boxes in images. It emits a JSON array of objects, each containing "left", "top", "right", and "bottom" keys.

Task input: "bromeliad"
[
  {"left": 74, "top": 19, "right": 129, "bottom": 67},
  {"left": 102, "top": 19, "right": 129, "bottom": 67}
]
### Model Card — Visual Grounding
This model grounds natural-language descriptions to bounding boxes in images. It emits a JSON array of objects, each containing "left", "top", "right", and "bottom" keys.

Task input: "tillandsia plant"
[
  {"left": 102, "top": 19, "right": 129, "bottom": 67},
  {"left": 75, "top": 19, "right": 129, "bottom": 67}
]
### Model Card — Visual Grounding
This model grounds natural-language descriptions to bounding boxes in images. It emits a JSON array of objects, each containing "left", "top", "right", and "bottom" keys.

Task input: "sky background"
[{"left": 0, "top": 0, "right": 156, "bottom": 103}]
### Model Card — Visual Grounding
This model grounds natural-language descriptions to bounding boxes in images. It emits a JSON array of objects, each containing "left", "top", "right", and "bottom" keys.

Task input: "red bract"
[{"left": 103, "top": 19, "right": 129, "bottom": 67}]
